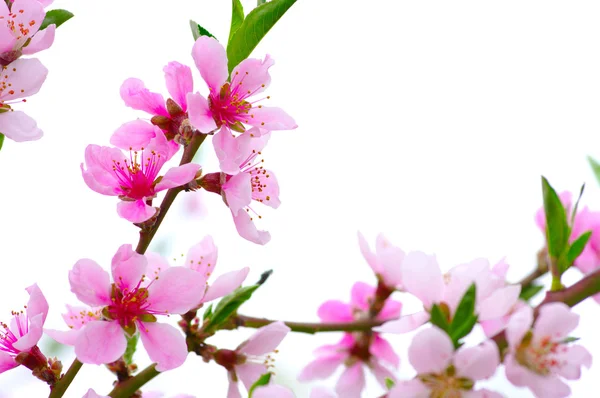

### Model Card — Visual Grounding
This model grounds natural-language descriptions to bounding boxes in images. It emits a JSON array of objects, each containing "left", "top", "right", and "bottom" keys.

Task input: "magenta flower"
[
  {"left": 357, "top": 232, "right": 404, "bottom": 289},
  {"left": 504, "top": 303, "right": 592, "bottom": 398},
  {"left": 81, "top": 128, "right": 200, "bottom": 223},
  {"left": 0, "top": 0, "right": 55, "bottom": 64},
  {"left": 389, "top": 327, "right": 501, "bottom": 398},
  {"left": 118, "top": 61, "right": 194, "bottom": 142},
  {"left": 0, "top": 284, "right": 48, "bottom": 373},
  {"left": 49, "top": 244, "right": 205, "bottom": 371},
  {"left": 200, "top": 127, "right": 280, "bottom": 245},
  {"left": 0, "top": 57, "right": 47, "bottom": 142},
  {"left": 379, "top": 254, "right": 520, "bottom": 334},
  {"left": 212, "top": 321, "right": 290, "bottom": 398},
  {"left": 186, "top": 36, "right": 296, "bottom": 134}
]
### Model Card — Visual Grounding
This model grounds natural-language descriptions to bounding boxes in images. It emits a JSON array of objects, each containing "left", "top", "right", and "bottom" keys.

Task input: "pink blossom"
[
  {"left": 118, "top": 61, "right": 194, "bottom": 143},
  {"left": 47, "top": 245, "right": 205, "bottom": 371},
  {"left": 82, "top": 390, "right": 106, "bottom": 398},
  {"left": 0, "top": 284, "right": 48, "bottom": 373},
  {"left": 310, "top": 387, "right": 337, "bottom": 398},
  {"left": 357, "top": 232, "right": 404, "bottom": 289},
  {"left": 214, "top": 321, "right": 290, "bottom": 398},
  {"left": 186, "top": 36, "right": 296, "bottom": 134},
  {"left": 0, "top": 0, "right": 55, "bottom": 63},
  {"left": 201, "top": 127, "right": 280, "bottom": 245},
  {"left": 252, "top": 384, "right": 295, "bottom": 398},
  {"left": 81, "top": 129, "right": 200, "bottom": 223},
  {"left": 388, "top": 327, "right": 501, "bottom": 398},
  {"left": 0, "top": 57, "right": 47, "bottom": 142},
  {"left": 504, "top": 303, "right": 592, "bottom": 398},
  {"left": 379, "top": 254, "right": 520, "bottom": 334},
  {"left": 183, "top": 235, "right": 249, "bottom": 304},
  {"left": 44, "top": 304, "right": 102, "bottom": 347}
]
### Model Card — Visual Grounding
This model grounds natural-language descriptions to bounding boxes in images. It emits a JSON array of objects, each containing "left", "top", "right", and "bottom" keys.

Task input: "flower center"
[
  {"left": 0, "top": 311, "right": 27, "bottom": 355},
  {"left": 516, "top": 332, "right": 565, "bottom": 375},
  {"left": 420, "top": 366, "right": 474, "bottom": 397},
  {"left": 112, "top": 149, "right": 162, "bottom": 200},
  {"left": 102, "top": 282, "right": 156, "bottom": 335}
]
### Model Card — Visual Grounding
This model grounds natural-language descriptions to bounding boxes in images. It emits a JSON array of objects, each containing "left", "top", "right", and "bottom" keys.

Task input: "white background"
[{"left": 1, "top": 0, "right": 600, "bottom": 397}]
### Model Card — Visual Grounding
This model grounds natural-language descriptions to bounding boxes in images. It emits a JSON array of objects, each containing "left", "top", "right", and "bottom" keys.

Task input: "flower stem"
[
  {"left": 235, "top": 314, "right": 388, "bottom": 334},
  {"left": 47, "top": 359, "right": 82, "bottom": 398},
  {"left": 108, "top": 364, "right": 159, "bottom": 398}
]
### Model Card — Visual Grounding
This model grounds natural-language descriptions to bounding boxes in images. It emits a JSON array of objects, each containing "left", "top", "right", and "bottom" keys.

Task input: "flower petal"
[
  {"left": 191, "top": 36, "right": 228, "bottom": 91},
  {"left": 82, "top": 389, "right": 108, "bottom": 398},
  {"left": 117, "top": 200, "right": 156, "bottom": 223},
  {"left": 213, "top": 126, "right": 244, "bottom": 175},
  {"left": 230, "top": 55, "right": 274, "bottom": 98},
  {"left": 147, "top": 267, "right": 205, "bottom": 314},
  {"left": 350, "top": 281, "right": 375, "bottom": 312},
  {"left": 44, "top": 328, "right": 81, "bottom": 346},
  {"left": 454, "top": 340, "right": 499, "bottom": 381},
  {"left": 69, "top": 259, "right": 112, "bottom": 307},
  {"left": 22, "top": 24, "right": 55, "bottom": 55},
  {"left": 401, "top": 251, "right": 443, "bottom": 307},
  {"left": 376, "top": 311, "right": 429, "bottom": 334},
  {"left": 298, "top": 354, "right": 345, "bottom": 381},
  {"left": 154, "top": 163, "right": 200, "bottom": 192},
  {"left": 25, "top": 283, "right": 48, "bottom": 324},
  {"left": 223, "top": 172, "right": 252, "bottom": 215},
  {"left": 13, "top": 313, "right": 43, "bottom": 351},
  {"left": 111, "top": 244, "right": 147, "bottom": 291},
  {"left": 0, "top": 110, "right": 43, "bottom": 142},
  {"left": 533, "top": 302, "right": 579, "bottom": 341},
  {"left": 139, "top": 321, "right": 188, "bottom": 371},
  {"left": 556, "top": 344, "right": 593, "bottom": 380},
  {"left": 388, "top": 380, "right": 430, "bottom": 398},
  {"left": 0, "top": 351, "right": 17, "bottom": 374},
  {"left": 120, "top": 78, "right": 168, "bottom": 117},
  {"left": 237, "top": 321, "right": 290, "bottom": 356},
  {"left": 505, "top": 305, "right": 533, "bottom": 349},
  {"left": 231, "top": 209, "right": 271, "bottom": 245},
  {"left": 369, "top": 335, "right": 400, "bottom": 367},
  {"left": 110, "top": 120, "right": 158, "bottom": 150},
  {"left": 186, "top": 92, "right": 217, "bottom": 133},
  {"left": 248, "top": 106, "right": 297, "bottom": 131},
  {"left": 75, "top": 321, "right": 126, "bottom": 364},
  {"left": 236, "top": 362, "right": 266, "bottom": 391},
  {"left": 202, "top": 267, "right": 249, "bottom": 303},
  {"left": 408, "top": 327, "right": 454, "bottom": 374},
  {"left": 310, "top": 387, "right": 337, "bottom": 398},
  {"left": 185, "top": 235, "right": 218, "bottom": 277},
  {"left": 253, "top": 385, "right": 295, "bottom": 398},
  {"left": 335, "top": 364, "right": 365, "bottom": 398},
  {"left": 163, "top": 61, "right": 193, "bottom": 111},
  {"left": 317, "top": 301, "right": 354, "bottom": 323},
  {"left": 477, "top": 285, "right": 521, "bottom": 321}
]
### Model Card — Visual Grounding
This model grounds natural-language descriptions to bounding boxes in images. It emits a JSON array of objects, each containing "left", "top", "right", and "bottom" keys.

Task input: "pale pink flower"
[
  {"left": 81, "top": 129, "right": 200, "bottom": 223},
  {"left": 214, "top": 321, "right": 290, "bottom": 398},
  {"left": 379, "top": 254, "right": 520, "bottom": 334},
  {"left": 47, "top": 244, "right": 204, "bottom": 371},
  {"left": 252, "top": 385, "right": 295, "bottom": 398},
  {"left": 82, "top": 390, "right": 106, "bottom": 398},
  {"left": 201, "top": 127, "right": 280, "bottom": 245},
  {"left": 183, "top": 235, "right": 249, "bottom": 305},
  {"left": 389, "top": 327, "right": 501, "bottom": 398},
  {"left": 357, "top": 232, "right": 404, "bottom": 289},
  {"left": 0, "top": 0, "right": 55, "bottom": 64},
  {"left": 0, "top": 57, "right": 47, "bottom": 141},
  {"left": 118, "top": 61, "right": 194, "bottom": 143},
  {"left": 504, "top": 303, "right": 592, "bottom": 398},
  {"left": 43, "top": 304, "right": 102, "bottom": 348},
  {"left": 0, "top": 284, "right": 48, "bottom": 373},
  {"left": 186, "top": 36, "right": 296, "bottom": 134},
  {"left": 310, "top": 387, "right": 337, "bottom": 398}
]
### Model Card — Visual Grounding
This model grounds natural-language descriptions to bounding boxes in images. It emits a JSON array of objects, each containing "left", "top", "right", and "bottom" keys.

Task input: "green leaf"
[
  {"left": 248, "top": 373, "right": 272, "bottom": 397},
  {"left": 571, "top": 184, "right": 585, "bottom": 226},
  {"left": 0, "top": 133, "right": 4, "bottom": 151},
  {"left": 189, "top": 20, "right": 217, "bottom": 41},
  {"left": 40, "top": 9, "right": 74, "bottom": 30},
  {"left": 450, "top": 284, "right": 476, "bottom": 332},
  {"left": 588, "top": 156, "right": 600, "bottom": 186},
  {"left": 123, "top": 334, "right": 139, "bottom": 365},
  {"left": 203, "top": 285, "right": 260, "bottom": 333},
  {"left": 566, "top": 231, "right": 592, "bottom": 270},
  {"left": 226, "top": 0, "right": 297, "bottom": 73},
  {"left": 385, "top": 377, "right": 395, "bottom": 390},
  {"left": 449, "top": 314, "right": 478, "bottom": 347},
  {"left": 519, "top": 284, "right": 545, "bottom": 301},
  {"left": 560, "top": 336, "right": 581, "bottom": 344},
  {"left": 542, "top": 177, "right": 570, "bottom": 260},
  {"left": 229, "top": 0, "right": 245, "bottom": 44},
  {"left": 430, "top": 304, "right": 450, "bottom": 333}
]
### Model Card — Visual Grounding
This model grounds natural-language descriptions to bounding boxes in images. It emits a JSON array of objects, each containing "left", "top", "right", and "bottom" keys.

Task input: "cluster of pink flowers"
[{"left": 0, "top": 0, "right": 57, "bottom": 142}]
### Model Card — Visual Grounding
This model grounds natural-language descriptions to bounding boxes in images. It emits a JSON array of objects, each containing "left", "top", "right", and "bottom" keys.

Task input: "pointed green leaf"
[
  {"left": 450, "top": 284, "right": 476, "bottom": 331},
  {"left": 248, "top": 373, "right": 272, "bottom": 397},
  {"left": 449, "top": 314, "right": 478, "bottom": 347},
  {"left": 560, "top": 336, "right": 580, "bottom": 344},
  {"left": 190, "top": 20, "right": 217, "bottom": 41},
  {"left": 40, "top": 9, "right": 74, "bottom": 30},
  {"left": 229, "top": 0, "right": 245, "bottom": 44},
  {"left": 123, "top": 334, "right": 139, "bottom": 365},
  {"left": 202, "top": 303, "right": 214, "bottom": 321},
  {"left": 226, "top": 0, "right": 297, "bottom": 73},
  {"left": 571, "top": 184, "right": 585, "bottom": 226},
  {"left": 542, "top": 177, "right": 570, "bottom": 259},
  {"left": 588, "top": 156, "right": 600, "bottom": 186},
  {"left": 0, "top": 133, "right": 4, "bottom": 151},
  {"left": 385, "top": 377, "right": 395, "bottom": 390},
  {"left": 430, "top": 304, "right": 450, "bottom": 333},
  {"left": 202, "top": 284, "right": 261, "bottom": 333},
  {"left": 519, "top": 284, "right": 544, "bottom": 302},
  {"left": 566, "top": 231, "right": 592, "bottom": 270}
]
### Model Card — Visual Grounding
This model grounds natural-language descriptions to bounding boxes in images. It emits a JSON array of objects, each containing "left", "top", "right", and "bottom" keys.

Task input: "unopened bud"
[
  {"left": 199, "top": 172, "right": 225, "bottom": 194},
  {"left": 166, "top": 98, "right": 184, "bottom": 117},
  {"left": 151, "top": 115, "right": 171, "bottom": 130}
]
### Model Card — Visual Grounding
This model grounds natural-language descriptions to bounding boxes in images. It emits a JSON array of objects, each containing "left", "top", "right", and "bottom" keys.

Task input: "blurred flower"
[
  {"left": 252, "top": 384, "right": 295, "bottom": 398},
  {"left": 358, "top": 232, "right": 404, "bottom": 290},
  {"left": 504, "top": 303, "right": 592, "bottom": 398}
]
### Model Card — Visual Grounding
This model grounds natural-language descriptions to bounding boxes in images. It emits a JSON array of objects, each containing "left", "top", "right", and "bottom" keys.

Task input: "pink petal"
[
  {"left": 110, "top": 120, "right": 158, "bottom": 150},
  {"left": 253, "top": 385, "right": 295, "bottom": 398},
  {"left": 186, "top": 92, "right": 217, "bottom": 133},
  {"left": 191, "top": 36, "right": 228, "bottom": 92},
  {"left": 236, "top": 362, "right": 266, "bottom": 391},
  {"left": 533, "top": 302, "right": 579, "bottom": 341},
  {"left": 120, "top": 78, "right": 168, "bottom": 117},
  {"left": 298, "top": 354, "right": 345, "bottom": 381},
  {"left": 477, "top": 285, "right": 521, "bottom": 321},
  {"left": 310, "top": 387, "right": 337, "bottom": 398},
  {"left": 505, "top": 355, "right": 571, "bottom": 398},
  {"left": 231, "top": 209, "right": 271, "bottom": 245},
  {"left": 0, "top": 24, "right": 16, "bottom": 53},
  {"left": 111, "top": 244, "right": 147, "bottom": 291},
  {"left": 238, "top": 321, "right": 290, "bottom": 356},
  {"left": 82, "top": 389, "right": 108, "bottom": 398},
  {"left": 350, "top": 281, "right": 375, "bottom": 312},
  {"left": 139, "top": 321, "right": 188, "bottom": 371},
  {"left": 375, "top": 233, "right": 405, "bottom": 287},
  {"left": 117, "top": 200, "right": 156, "bottom": 223},
  {"left": 335, "top": 364, "right": 365, "bottom": 398},
  {"left": 0, "top": 58, "right": 47, "bottom": 100},
  {"left": 388, "top": 380, "right": 430, "bottom": 398},
  {"left": 163, "top": 61, "right": 193, "bottom": 111},
  {"left": 44, "top": 328, "right": 81, "bottom": 346},
  {"left": 378, "top": 299, "right": 402, "bottom": 321},
  {"left": 12, "top": 0, "right": 44, "bottom": 36},
  {"left": 144, "top": 252, "right": 171, "bottom": 283},
  {"left": 61, "top": 305, "right": 101, "bottom": 331},
  {"left": 317, "top": 301, "right": 354, "bottom": 323},
  {"left": 185, "top": 235, "right": 218, "bottom": 276},
  {"left": 145, "top": 128, "right": 177, "bottom": 159},
  {"left": 0, "top": 110, "right": 43, "bottom": 142},
  {"left": 13, "top": 313, "right": 43, "bottom": 351},
  {"left": 369, "top": 335, "right": 400, "bottom": 367},
  {"left": 358, "top": 231, "right": 381, "bottom": 274},
  {"left": 147, "top": 267, "right": 205, "bottom": 314},
  {"left": 69, "top": 259, "right": 112, "bottom": 307},
  {"left": 22, "top": 24, "right": 55, "bottom": 55},
  {"left": 454, "top": 340, "right": 499, "bottom": 381},
  {"left": 248, "top": 106, "right": 297, "bottom": 131},
  {"left": 0, "top": 351, "right": 17, "bottom": 374},
  {"left": 466, "top": 390, "right": 504, "bottom": 398},
  {"left": 376, "top": 311, "right": 429, "bottom": 334},
  {"left": 230, "top": 55, "right": 274, "bottom": 98},
  {"left": 556, "top": 345, "right": 593, "bottom": 380},
  {"left": 75, "top": 321, "right": 126, "bottom": 364},
  {"left": 250, "top": 168, "right": 280, "bottom": 209},
  {"left": 37, "top": 0, "right": 54, "bottom": 5},
  {"left": 154, "top": 163, "right": 200, "bottom": 192},
  {"left": 401, "top": 251, "right": 443, "bottom": 307},
  {"left": 370, "top": 360, "right": 397, "bottom": 388},
  {"left": 81, "top": 145, "right": 124, "bottom": 195},
  {"left": 25, "top": 283, "right": 48, "bottom": 324},
  {"left": 408, "top": 327, "right": 454, "bottom": 374},
  {"left": 213, "top": 126, "right": 243, "bottom": 175},
  {"left": 505, "top": 305, "right": 533, "bottom": 349},
  {"left": 223, "top": 172, "right": 252, "bottom": 215},
  {"left": 202, "top": 267, "right": 249, "bottom": 303},
  {"left": 227, "top": 374, "right": 243, "bottom": 398}
]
